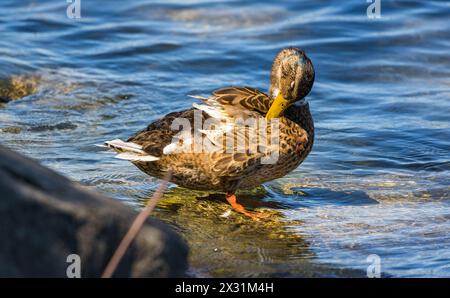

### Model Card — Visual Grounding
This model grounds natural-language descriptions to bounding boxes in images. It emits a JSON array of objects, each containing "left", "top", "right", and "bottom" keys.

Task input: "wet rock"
[
  {"left": 0, "top": 96, "right": 11, "bottom": 103},
  {"left": 0, "top": 75, "right": 38, "bottom": 103},
  {"left": 0, "top": 127, "right": 22, "bottom": 134},
  {"left": 0, "top": 144, "right": 188, "bottom": 277},
  {"left": 28, "top": 121, "right": 78, "bottom": 132}
]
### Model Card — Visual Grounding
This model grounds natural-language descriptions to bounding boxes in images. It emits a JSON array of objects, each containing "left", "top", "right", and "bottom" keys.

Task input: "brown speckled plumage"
[
  {"left": 105, "top": 48, "right": 315, "bottom": 219},
  {"left": 128, "top": 102, "right": 313, "bottom": 193},
  {"left": 125, "top": 48, "right": 315, "bottom": 194}
]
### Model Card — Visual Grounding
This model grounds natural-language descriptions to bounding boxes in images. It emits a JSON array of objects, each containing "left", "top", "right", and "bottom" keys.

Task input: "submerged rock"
[
  {"left": 148, "top": 188, "right": 367, "bottom": 277},
  {"left": 0, "top": 75, "right": 38, "bottom": 103},
  {"left": 0, "top": 144, "right": 188, "bottom": 277}
]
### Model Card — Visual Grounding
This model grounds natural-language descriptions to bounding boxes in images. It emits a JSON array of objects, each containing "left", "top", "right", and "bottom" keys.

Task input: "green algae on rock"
[
  {"left": 0, "top": 75, "right": 39, "bottom": 104},
  {"left": 136, "top": 187, "right": 366, "bottom": 277}
]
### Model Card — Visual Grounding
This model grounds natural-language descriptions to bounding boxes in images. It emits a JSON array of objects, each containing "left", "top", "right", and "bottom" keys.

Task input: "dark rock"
[
  {"left": 0, "top": 144, "right": 188, "bottom": 277},
  {"left": 0, "top": 96, "right": 11, "bottom": 103}
]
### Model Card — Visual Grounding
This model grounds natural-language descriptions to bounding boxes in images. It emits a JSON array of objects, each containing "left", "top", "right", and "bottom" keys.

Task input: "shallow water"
[{"left": 1, "top": 0, "right": 449, "bottom": 277}]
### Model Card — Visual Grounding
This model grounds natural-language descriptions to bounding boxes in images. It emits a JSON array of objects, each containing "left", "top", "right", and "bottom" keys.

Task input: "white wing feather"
[{"left": 103, "top": 139, "right": 160, "bottom": 161}]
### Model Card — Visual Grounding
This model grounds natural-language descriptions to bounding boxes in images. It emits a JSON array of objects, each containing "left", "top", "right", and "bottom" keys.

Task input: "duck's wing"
[
  {"left": 191, "top": 87, "right": 272, "bottom": 121},
  {"left": 212, "top": 87, "right": 272, "bottom": 113},
  {"left": 127, "top": 109, "right": 195, "bottom": 157},
  {"left": 103, "top": 109, "right": 192, "bottom": 160},
  {"left": 104, "top": 88, "right": 277, "bottom": 169},
  {"left": 189, "top": 87, "right": 279, "bottom": 178},
  {"left": 207, "top": 122, "right": 280, "bottom": 179},
  {"left": 189, "top": 86, "right": 274, "bottom": 152}
]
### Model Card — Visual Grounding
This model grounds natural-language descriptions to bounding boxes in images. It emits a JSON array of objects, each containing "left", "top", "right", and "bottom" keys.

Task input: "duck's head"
[{"left": 266, "top": 47, "right": 315, "bottom": 120}]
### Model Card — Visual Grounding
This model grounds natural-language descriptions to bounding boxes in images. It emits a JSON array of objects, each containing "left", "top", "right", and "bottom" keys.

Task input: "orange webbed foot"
[{"left": 225, "top": 193, "right": 269, "bottom": 222}]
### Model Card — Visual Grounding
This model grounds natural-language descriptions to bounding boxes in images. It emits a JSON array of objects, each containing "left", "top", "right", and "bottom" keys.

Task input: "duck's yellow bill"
[{"left": 266, "top": 93, "right": 290, "bottom": 120}]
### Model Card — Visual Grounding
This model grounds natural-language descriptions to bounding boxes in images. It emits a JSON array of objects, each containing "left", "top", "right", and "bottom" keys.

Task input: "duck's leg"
[{"left": 225, "top": 192, "right": 269, "bottom": 221}]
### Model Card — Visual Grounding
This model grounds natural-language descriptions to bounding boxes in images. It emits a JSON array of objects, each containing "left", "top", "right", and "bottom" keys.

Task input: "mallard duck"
[{"left": 104, "top": 47, "right": 315, "bottom": 220}]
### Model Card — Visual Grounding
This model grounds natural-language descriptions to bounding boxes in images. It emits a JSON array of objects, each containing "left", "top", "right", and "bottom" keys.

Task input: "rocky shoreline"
[{"left": 0, "top": 144, "right": 188, "bottom": 277}]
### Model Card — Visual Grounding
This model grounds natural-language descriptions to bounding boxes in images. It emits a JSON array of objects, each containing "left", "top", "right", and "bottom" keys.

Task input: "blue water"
[{"left": 1, "top": 0, "right": 449, "bottom": 277}]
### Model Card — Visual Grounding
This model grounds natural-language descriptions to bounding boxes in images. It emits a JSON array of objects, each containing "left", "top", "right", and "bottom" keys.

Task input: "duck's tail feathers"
[
  {"left": 102, "top": 139, "right": 159, "bottom": 162},
  {"left": 114, "top": 152, "right": 160, "bottom": 162},
  {"left": 188, "top": 94, "right": 209, "bottom": 101}
]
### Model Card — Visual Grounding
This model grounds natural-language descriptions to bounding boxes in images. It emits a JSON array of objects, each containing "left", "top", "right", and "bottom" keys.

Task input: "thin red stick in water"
[{"left": 101, "top": 170, "right": 173, "bottom": 278}]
